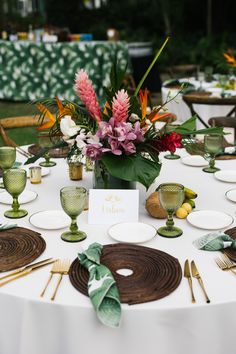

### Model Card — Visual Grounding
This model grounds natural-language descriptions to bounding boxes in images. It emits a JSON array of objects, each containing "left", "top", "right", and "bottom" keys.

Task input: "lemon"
[
  {"left": 182, "top": 202, "right": 192, "bottom": 213},
  {"left": 175, "top": 207, "right": 188, "bottom": 219}
]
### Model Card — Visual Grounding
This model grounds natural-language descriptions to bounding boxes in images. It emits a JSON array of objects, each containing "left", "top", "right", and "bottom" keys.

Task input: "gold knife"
[
  {"left": 191, "top": 260, "right": 210, "bottom": 303},
  {"left": 184, "top": 259, "right": 196, "bottom": 303},
  {"left": 0, "top": 259, "right": 57, "bottom": 287},
  {"left": 0, "top": 258, "right": 53, "bottom": 281}
]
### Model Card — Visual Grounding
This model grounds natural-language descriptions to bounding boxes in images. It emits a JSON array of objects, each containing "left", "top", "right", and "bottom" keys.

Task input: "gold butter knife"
[
  {"left": 191, "top": 260, "right": 210, "bottom": 303},
  {"left": 184, "top": 259, "right": 196, "bottom": 303},
  {"left": 0, "top": 259, "right": 57, "bottom": 287},
  {"left": 0, "top": 258, "right": 53, "bottom": 281}
]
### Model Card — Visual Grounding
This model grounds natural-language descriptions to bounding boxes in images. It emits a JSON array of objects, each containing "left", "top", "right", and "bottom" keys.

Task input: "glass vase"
[{"left": 93, "top": 160, "right": 136, "bottom": 189}]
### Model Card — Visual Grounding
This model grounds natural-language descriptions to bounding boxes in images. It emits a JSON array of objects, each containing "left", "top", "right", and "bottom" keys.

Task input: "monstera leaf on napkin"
[{"left": 78, "top": 243, "right": 121, "bottom": 328}]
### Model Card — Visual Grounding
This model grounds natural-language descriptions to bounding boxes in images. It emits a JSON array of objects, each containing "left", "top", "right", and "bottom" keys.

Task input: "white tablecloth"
[
  {"left": 161, "top": 78, "right": 235, "bottom": 131},
  {"left": 0, "top": 148, "right": 236, "bottom": 354}
]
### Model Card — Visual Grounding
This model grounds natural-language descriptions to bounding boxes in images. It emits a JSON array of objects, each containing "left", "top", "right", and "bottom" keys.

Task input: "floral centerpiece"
[{"left": 26, "top": 38, "right": 223, "bottom": 189}]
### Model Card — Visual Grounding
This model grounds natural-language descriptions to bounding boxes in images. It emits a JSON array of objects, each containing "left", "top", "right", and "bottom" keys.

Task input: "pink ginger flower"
[
  {"left": 112, "top": 89, "right": 130, "bottom": 123},
  {"left": 74, "top": 69, "right": 101, "bottom": 122}
]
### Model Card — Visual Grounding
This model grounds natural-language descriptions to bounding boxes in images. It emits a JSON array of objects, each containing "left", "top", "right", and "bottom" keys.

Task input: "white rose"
[{"left": 60, "top": 115, "right": 79, "bottom": 138}]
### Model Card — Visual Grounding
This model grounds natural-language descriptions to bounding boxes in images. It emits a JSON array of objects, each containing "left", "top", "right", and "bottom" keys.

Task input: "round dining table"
[
  {"left": 0, "top": 147, "right": 236, "bottom": 354},
  {"left": 161, "top": 77, "right": 236, "bottom": 131}
]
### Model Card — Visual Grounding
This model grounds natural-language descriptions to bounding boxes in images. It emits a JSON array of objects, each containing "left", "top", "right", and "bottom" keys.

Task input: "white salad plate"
[
  {"left": 187, "top": 210, "right": 233, "bottom": 230},
  {"left": 108, "top": 222, "right": 157, "bottom": 244},
  {"left": 0, "top": 190, "right": 38, "bottom": 205},
  {"left": 214, "top": 170, "right": 236, "bottom": 183},
  {"left": 29, "top": 210, "right": 71, "bottom": 230},
  {"left": 181, "top": 155, "right": 208, "bottom": 167},
  {"left": 225, "top": 189, "right": 236, "bottom": 203}
]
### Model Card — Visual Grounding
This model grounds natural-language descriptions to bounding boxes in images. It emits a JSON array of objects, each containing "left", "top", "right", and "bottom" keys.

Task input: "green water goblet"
[
  {"left": 60, "top": 186, "right": 87, "bottom": 242},
  {"left": 0, "top": 147, "right": 16, "bottom": 188},
  {"left": 3, "top": 169, "right": 28, "bottom": 218},
  {"left": 164, "top": 151, "right": 180, "bottom": 160},
  {"left": 157, "top": 183, "right": 185, "bottom": 238},
  {"left": 202, "top": 134, "right": 223, "bottom": 173},
  {"left": 38, "top": 133, "right": 56, "bottom": 167}
]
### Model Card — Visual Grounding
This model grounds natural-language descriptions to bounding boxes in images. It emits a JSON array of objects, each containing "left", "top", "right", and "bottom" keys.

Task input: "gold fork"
[
  {"left": 40, "top": 259, "right": 61, "bottom": 297},
  {"left": 51, "top": 259, "right": 71, "bottom": 301},
  {"left": 215, "top": 255, "right": 236, "bottom": 275}
]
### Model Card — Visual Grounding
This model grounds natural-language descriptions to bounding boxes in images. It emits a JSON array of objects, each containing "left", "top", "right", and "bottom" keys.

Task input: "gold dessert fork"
[
  {"left": 40, "top": 259, "right": 61, "bottom": 297},
  {"left": 215, "top": 255, "right": 236, "bottom": 275},
  {"left": 51, "top": 259, "right": 71, "bottom": 301}
]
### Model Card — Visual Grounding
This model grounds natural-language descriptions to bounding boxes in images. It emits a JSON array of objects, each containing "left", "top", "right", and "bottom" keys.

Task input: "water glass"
[
  {"left": 38, "top": 132, "right": 56, "bottom": 167},
  {"left": 0, "top": 147, "right": 16, "bottom": 188},
  {"left": 60, "top": 186, "right": 87, "bottom": 242},
  {"left": 3, "top": 169, "right": 28, "bottom": 218},
  {"left": 157, "top": 183, "right": 185, "bottom": 238},
  {"left": 203, "top": 134, "right": 223, "bottom": 173},
  {"left": 164, "top": 151, "right": 180, "bottom": 160}
]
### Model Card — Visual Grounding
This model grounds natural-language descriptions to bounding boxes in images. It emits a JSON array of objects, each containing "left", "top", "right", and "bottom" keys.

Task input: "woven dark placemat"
[
  {"left": 28, "top": 144, "right": 70, "bottom": 158},
  {"left": 69, "top": 243, "right": 182, "bottom": 305},
  {"left": 224, "top": 227, "right": 236, "bottom": 261},
  {"left": 0, "top": 227, "right": 46, "bottom": 272}
]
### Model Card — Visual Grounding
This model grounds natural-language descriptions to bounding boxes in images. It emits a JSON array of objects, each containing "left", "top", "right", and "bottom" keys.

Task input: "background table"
[
  {"left": 0, "top": 40, "right": 130, "bottom": 102},
  {"left": 0, "top": 148, "right": 236, "bottom": 354},
  {"left": 162, "top": 78, "right": 236, "bottom": 130}
]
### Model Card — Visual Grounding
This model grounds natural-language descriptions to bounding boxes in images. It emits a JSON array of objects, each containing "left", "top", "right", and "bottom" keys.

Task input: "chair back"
[
  {"left": 208, "top": 117, "right": 236, "bottom": 145},
  {"left": 182, "top": 92, "right": 236, "bottom": 128}
]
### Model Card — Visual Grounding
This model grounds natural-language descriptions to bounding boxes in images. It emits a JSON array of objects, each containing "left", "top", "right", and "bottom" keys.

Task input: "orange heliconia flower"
[
  {"left": 223, "top": 49, "right": 236, "bottom": 67},
  {"left": 139, "top": 88, "right": 148, "bottom": 120},
  {"left": 36, "top": 103, "right": 56, "bottom": 131}
]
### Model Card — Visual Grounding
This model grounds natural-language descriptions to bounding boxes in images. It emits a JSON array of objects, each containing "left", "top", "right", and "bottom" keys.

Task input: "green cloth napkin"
[
  {"left": 193, "top": 231, "right": 236, "bottom": 251},
  {"left": 0, "top": 223, "right": 17, "bottom": 231},
  {"left": 78, "top": 243, "right": 121, "bottom": 328}
]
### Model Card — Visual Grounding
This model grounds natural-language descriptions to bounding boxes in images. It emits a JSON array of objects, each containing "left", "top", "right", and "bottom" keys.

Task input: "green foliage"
[{"left": 101, "top": 153, "right": 161, "bottom": 190}]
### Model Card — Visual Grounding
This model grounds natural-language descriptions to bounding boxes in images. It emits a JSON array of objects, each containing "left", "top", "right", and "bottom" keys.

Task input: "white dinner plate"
[
  {"left": 187, "top": 210, "right": 234, "bottom": 230},
  {"left": 22, "top": 165, "right": 50, "bottom": 178},
  {"left": 29, "top": 210, "right": 71, "bottom": 230},
  {"left": 181, "top": 155, "right": 208, "bottom": 167},
  {"left": 225, "top": 189, "right": 236, "bottom": 203},
  {"left": 0, "top": 190, "right": 38, "bottom": 205},
  {"left": 108, "top": 222, "right": 157, "bottom": 244},
  {"left": 214, "top": 170, "right": 236, "bottom": 183}
]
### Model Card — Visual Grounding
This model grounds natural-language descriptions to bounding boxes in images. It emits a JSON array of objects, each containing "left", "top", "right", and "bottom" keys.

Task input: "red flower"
[{"left": 153, "top": 132, "right": 182, "bottom": 153}]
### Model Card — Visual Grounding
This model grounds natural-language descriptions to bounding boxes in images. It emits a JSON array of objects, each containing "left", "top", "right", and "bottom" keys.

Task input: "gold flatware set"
[
  {"left": 0, "top": 258, "right": 57, "bottom": 287},
  {"left": 40, "top": 259, "right": 71, "bottom": 301},
  {"left": 184, "top": 259, "right": 210, "bottom": 304},
  {"left": 215, "top": 253, "right": 236, "bottom": 274},
  {"left": 0, "top": 257, "right": 71, "bottom": 301}
]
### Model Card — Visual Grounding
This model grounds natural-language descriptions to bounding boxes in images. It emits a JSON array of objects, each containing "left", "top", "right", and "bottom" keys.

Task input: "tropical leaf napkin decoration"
[
  {"left": 193, "top": 231, "right": 236, "bottom": 251},
  {"left": 78, "top": 243, "right": 121, "bottom": 328}
]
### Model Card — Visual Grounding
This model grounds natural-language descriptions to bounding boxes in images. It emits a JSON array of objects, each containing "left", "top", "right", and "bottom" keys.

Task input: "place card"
[{"left": 88, "top": 189, "right": 139, "bottom": 224}]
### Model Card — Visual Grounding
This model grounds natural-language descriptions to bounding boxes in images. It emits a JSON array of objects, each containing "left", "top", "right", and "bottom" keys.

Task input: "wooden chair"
[
  {"left": 208, "top": 117, "right": 236, "bottom": 145},
  {"left": 167, "top": 64, "right": 199, "bottom": 79},
  {"left": 0, "top": 115, "right": 43, "bottom": 147},
  {"left": 182, "top": 91, "right": 236, "bottom": 128}
]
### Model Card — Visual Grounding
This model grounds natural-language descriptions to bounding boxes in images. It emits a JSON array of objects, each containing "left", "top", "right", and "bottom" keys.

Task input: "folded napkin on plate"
[
  {"left": 0, "top": 223, "right": 17, "bottom": 231},
  {"left": 193, "top": 231, "right": 236, "bottom": 251},
  {"left": 78, "top": 242, "right": 121, "bottom": 328}
]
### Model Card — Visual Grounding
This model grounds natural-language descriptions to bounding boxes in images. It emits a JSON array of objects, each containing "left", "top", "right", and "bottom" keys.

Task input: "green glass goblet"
[
  {"left": 38, "top": 133, "right": 56, "bottom": 167},
  {"left": 60, "top": 186, "right": 87, "bottom": 242},
  {"left": 164, "top": 151, "right": 180, "bottom": 160},
  {"left": 202, "top": 134, "right": 223, "bottom": 173},
  {"left": 3, "top": 169, "right": 28, "bottom": 218},
  {"left": 0, "top": 147, "right": 16, "bottom": 188},
  {"left": 157, "top": 183, "right": 185, "bottom": 238}
]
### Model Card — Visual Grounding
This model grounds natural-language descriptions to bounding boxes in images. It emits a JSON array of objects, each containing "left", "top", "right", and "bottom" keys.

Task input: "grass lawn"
[{"left": 0, "top": 101, "right": 39, "bottom": 147}]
